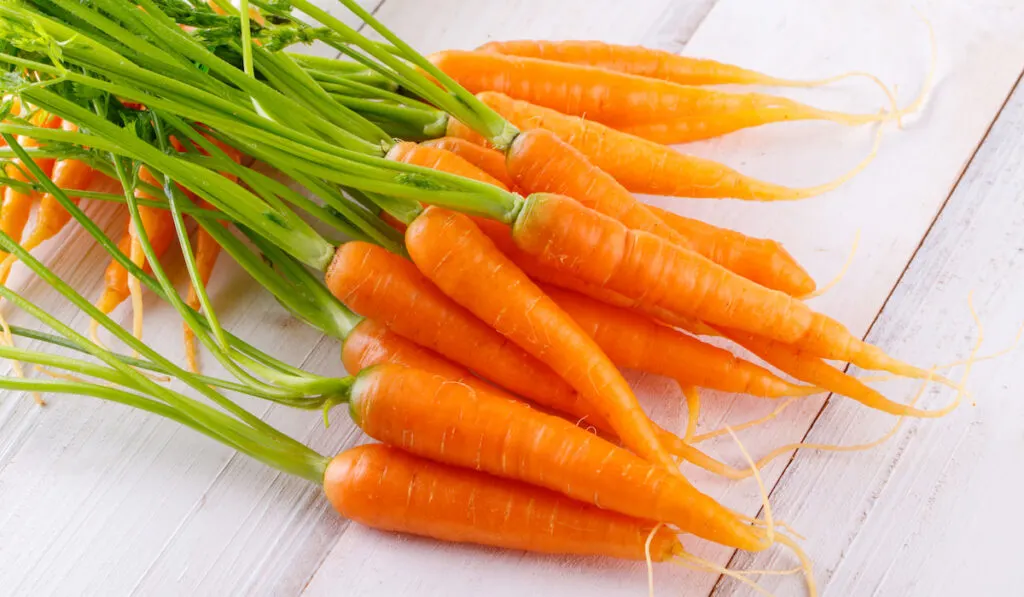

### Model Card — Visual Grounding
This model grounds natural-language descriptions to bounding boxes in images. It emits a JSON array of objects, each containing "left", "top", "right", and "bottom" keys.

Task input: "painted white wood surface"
[{"left": 0, "top": 1, "right": 1023, "bottom": 596}]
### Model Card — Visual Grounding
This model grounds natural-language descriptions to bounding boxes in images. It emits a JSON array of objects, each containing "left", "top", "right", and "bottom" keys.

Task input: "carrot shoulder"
[{"left": 405, "top": 206, "right": 680, "bottom": 472}]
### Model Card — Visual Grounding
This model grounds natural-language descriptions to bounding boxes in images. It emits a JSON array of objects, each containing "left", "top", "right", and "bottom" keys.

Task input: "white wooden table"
[{"left": 2, "top": 1, "right": 1024, "bottom": 595}]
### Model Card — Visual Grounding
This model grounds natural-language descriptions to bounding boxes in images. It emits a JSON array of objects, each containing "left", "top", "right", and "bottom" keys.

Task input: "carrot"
[
  {"left": 450, "top": 92, "right": 869, "bottom": 201},
  {"left": 386, "top": 140, "right": 508, "bottom": 189},
  {"left": 405, "top": 206, "right": 681, "bottom": 472},
  {"left": 94, "top": 169, "right": 177, "bottom": 315},
  {"left": 477, "top": 40, "right": 887, "bottom": 89},
  {"left": 325, "top": 241, "right": 593, "bottom": 422},
  {"left": 541, "top": 284, "right": 816, "bottom": 399},
  {"left": 325, "top": 443, "right": 684, "bottom": 559},
  {"left": 421, "top": 137, "right": 515, "bottom": 189},
  {"left": 340, "top": 316, "right": 744, "bottom": 479},
  {"left": 512, "top": 192, "right": 930, "bottom": 380},
  {"left": 647, "top": 204, "right": 815, "bottom": 297},
  {"left": 429, "top": 50, "right": 886, "bottom": 134},
  {"left": 348, "top": 363, "right": 768, "bottom": 551},
  {"left": 0, "top": 109, "right": 62, "bottom": 262},
  {"left": 505, "top": 127, "right": 814, "bottom": 295},
  {"left": 715, "top": 326, "right": 958, "bottom": 417}
]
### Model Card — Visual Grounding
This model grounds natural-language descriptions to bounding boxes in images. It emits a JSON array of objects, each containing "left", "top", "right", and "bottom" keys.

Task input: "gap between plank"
[{"left": 709, "top": 64, "right": 1024, "bottom": 597}]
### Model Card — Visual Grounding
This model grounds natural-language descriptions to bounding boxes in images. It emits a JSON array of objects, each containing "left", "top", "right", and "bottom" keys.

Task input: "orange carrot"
[
  {"left": 505, "top": 127, "right": 813, "bottom": 295},
  {"left": 348, "top": 364, "right": 768, "bottom": 551},
  {"left": 478, "top": 40, "right": 881, "bottom": 89},
  {"left": 421, "top": 137, "right": 516, "bottom": 189},
  {"left": 386, "top": 141, "right": 508, "bottom": 189},
  {"left": 325, "top": 241, "right": 592, "bottom": 421},
  {"left": 513, "top": 192, "right": 813, "bottom": 342},
  {"left": 512, "top": 192, "right": 926, "bottom": 378},
  {"left": 429, "top": 50, "right": 884, "bottom": 134},
  {"left": 647, "top": 205, "right": 815, "bottom": 297},
  {"left": 405, "top": 206, "right": 680, "bottom": 473},
  {"left": 95, "top": 168, "right": 176, "bottom": 315},
  {"left": 451, "top": 92, "right": 862, "bottom": 200},
  {"left": 541, "top": 284, "right": 815, "bottom": 398},
  {"left": 0, "top": 109, "right": 62, "bottom": 260},
  {"left": 324, "top": 443, "right": 684, "bottom": 559},
  {"left": 715, "top": 326, "right": 956, "bottom": 417},
  {"left": 340, "top": 317, "right": 742, "bottom": 479}
]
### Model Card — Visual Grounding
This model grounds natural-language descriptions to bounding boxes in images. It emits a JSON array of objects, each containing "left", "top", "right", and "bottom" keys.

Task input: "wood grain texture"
[
  {"left": 1, "top": 0, "right": 1023, "bottom": 596},
  {"left": 719, "top": 72, "right": 1024, "bottom": 597}
]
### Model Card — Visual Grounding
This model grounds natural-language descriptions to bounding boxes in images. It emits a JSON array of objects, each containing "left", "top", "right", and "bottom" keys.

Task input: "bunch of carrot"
[{"left": 0, "top": 0, "right": 955, "bottom": 593}]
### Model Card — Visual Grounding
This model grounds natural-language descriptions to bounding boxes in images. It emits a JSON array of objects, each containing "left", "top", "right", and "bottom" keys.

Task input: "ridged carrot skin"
[
  {"left": 542, "top": 285, "right": 813, "bottom": 398},
  {"left": 512, "top": 193, "right": 814, "bottom": 343},
  {"left": 405, "top": 207, "right": 680, "bottom": 473},
  {"left": 646, "top": 205, "right": 815, "bottom": 297},
  {"left": 477, "top": 39, "right": 812, "bottom": 87},
  {"left": 340, "top": 318, "right": 738, "bottom": 477},
  {"left": 429, "top": 50, "right": 879, "bottom": 135},
  {"left": 325, "top": 241, "right": 591, "bottom": 420},
  {"left": 421, "top": 137, "right": 516, "bottom": 189},
  {"left": 348, "top": 364, "right": 767, "bottom": 551},
  {"left": 450, "top": 92, "right": 823, "bottom": 200},
  {"left": 324, "top": 443, "right": 684, "bottom": 560}
]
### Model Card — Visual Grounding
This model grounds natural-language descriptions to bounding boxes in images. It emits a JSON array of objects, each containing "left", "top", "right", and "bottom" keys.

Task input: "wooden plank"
[
  {"left": 719, "top": 72, "right": 1024, "bottom": 597},
  {"left": 303, "top": 0, "right": 1024, "bottom": 596}
]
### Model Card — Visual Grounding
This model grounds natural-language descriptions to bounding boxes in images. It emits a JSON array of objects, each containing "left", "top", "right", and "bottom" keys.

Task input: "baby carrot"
[
  {"left": 421, "top": 137, "right": 516, "bottom": 189},
  {"left": 0, "top": 109, "right": 62, "bottom": 263},
  {"left": 478, "top": 39, "right": 882, "bottom": 89},
  {"left": 348, "top": 364, "right": 768, "bottom": 551},
  {"left": 450, "top": 92, "right": 862, "bottom": 200},
  {"left": 542, "top": 285, "right": 815, "bottom": 398},
  {"left": 405, "top": 207, "right": 680, "bottom": 472},
  {"left": 325, "top": 241, "right": 591, "bottom": 420},
  {"left": 325, "top": 443, "right": 684, "bottom": 559},
  {"left": 386, "top": 141, "right": 508, "bottom": 189},
  {"left": 95, "top": 169, "right": 176, "bottom": 315},
  {"left": 429, "top": 50, "right": 884, "bottom": 135}
]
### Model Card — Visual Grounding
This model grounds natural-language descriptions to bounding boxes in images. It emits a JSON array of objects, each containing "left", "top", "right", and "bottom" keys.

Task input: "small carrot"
[
  {"left": 541, "top": 284, "right": 816, "bottom": 398},
  {"left": 0, "top": 109, "right": 62, "bottom": 263},
  {"left": 512, "top": 192, "right": 930, "bottom": 379},
  {"left": 326, "top": 443, "right": 684, "bottom": 560},
  {"left": 325, "top": 241, "right": 592, "bottom": 422},
  {"left": 477, "top": 39, "right": 886, "bottom": 89},
  {"left": 505, "top": 127, "right": 814, "bottom": 295},
  {"left": 405, "top": 207, "right": 680, "bottom": 472},
  {"left": 421, "top": 137, "right": 515, "bottom": 189},
  {"left": 340, "top": 316, "right": 741, "bottom": 479},
  {"left": 386, "top": 140, "right": 508, "bottom": 189},
  {"left": 715, "top": 326, "right": 958, "bottom": 417},
  {"left": 429, "top": 50, "right": 886, "bottom": 134},
  {"left": 347, "top": 363, "right": 768, "bottom": 551},
  {"left": 647, "top": 204, "right": 815, "bottom": 297},
  {"left": 449, "top": 92, "right": 867, "bottom": 201}
]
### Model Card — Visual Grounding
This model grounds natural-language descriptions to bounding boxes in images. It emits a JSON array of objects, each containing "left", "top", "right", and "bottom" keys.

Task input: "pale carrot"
[
  {"left": 477, "top": 40, "right": 884, "bottom": 89},
  {"left": 429, "top": 50, "right": 885, "bottom": 134}
]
